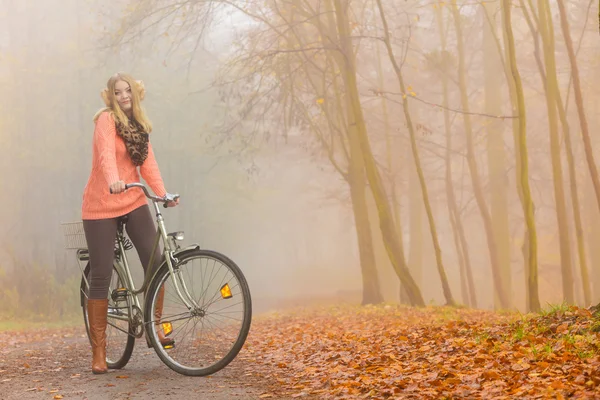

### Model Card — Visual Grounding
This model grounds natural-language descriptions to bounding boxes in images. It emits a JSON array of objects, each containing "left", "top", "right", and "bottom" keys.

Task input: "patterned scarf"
[{"left": 115, "top": 118, "right": 149, "bottom": 166}]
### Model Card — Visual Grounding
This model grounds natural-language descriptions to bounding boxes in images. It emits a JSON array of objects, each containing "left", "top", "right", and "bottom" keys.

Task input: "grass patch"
[
  {"left": 539, "top": 301, "right": 572, "bottom": 317},
  {"left": 0, "top": 315, "right": 81, "bottom": 332},
  {"left": 500, "top": 303, "right": 600, "bottom": 363}
]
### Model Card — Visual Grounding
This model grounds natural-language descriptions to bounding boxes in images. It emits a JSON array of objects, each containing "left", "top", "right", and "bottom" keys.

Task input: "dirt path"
[{"left": 0, "top": 327, "right": 264, "bottom": 400}]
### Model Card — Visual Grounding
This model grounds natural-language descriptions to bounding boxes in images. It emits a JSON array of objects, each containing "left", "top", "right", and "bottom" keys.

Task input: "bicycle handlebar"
[{"left": 109, "top": 182, "right": 180, "bottom": 208}]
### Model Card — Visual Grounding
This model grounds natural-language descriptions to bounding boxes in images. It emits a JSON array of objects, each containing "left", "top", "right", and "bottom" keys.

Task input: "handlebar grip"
[{"left": 109, "top": 184, "right": 131, "bottom": 194}]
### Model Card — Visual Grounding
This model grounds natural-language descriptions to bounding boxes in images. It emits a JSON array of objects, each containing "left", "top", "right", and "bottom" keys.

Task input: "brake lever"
[{"left": 163, "top": 194, "right": 180, "bottom": 208}]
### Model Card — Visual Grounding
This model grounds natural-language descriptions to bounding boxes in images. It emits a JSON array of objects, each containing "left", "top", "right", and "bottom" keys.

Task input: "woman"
[{"left": 81, "top": 72, "right": 178, "bottom": 374}]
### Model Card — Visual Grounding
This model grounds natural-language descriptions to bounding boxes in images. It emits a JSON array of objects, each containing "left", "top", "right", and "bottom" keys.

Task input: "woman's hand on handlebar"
[
  {"left": 109, "top": 180, "right": 126, "bottom": 194},
  {"left": 109, "top": 182, "right": 179, "bottom": 207},
  {"left": 166, "top": 198, "right": 180, "bottom": 207}
]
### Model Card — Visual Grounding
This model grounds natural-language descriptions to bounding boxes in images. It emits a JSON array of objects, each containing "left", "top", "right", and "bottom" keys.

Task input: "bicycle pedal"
[{"left": 111, "top": 288, "right": 128, "bottom": 302}]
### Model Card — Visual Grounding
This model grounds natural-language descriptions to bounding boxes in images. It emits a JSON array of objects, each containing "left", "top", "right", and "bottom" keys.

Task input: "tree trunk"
[
  {"left": 555, "top": 81, "right": 591, "bottom": 307},
  {"left": 537, "top": 0, "right": 589, "bottom": 305},
  {"left": 451, "top": 1, "right": 509, "bottom": 309},
  {"left": 348, "top": 165, "right": 384, "bottom": 305},
  {"left": 491, "top": 0, "right": 531, "bottom": 311},
  {"left": 375, "top": 0, "right": 455, "bottom": 306},
  {"left": 556, "top": 0, "right": 600, "bottom": 221},
  {"left": 501, "top": 0, "right": 541, "bottom": 312},
  {"left": 555, "top": 0, "right": 595, "bottom": 306},
  {"left": 331, "top": 0, "right": 425, "bottom": 306},
  {"left": 496, "top": 0, "right": 533, "bottom": 311},
  {"left": 537, "top": 0, "right": 574, "bottom": 304},
  {"left": 520, "top": 0, "right": 589, "bottom": 307},
  {"left": 407, "top": 143, "right": 424, "bottom": 303},
  {"left": 482, "top": 1, "right": 512, "bottom": 309},
  {"left": 344, "top": 85, "right": 383, "bottom": 305},
  {"left": 586, "top": 180, "right": 600, "bottom": 303},
  {"left": 283, "top": 7, "right": 386, "bottom": 306},
  {"left": 435, "top": 5, "right": 476, "bottom": 307},
  {"left": 376, "top": 39, "right": 404, "bottom": 303}
]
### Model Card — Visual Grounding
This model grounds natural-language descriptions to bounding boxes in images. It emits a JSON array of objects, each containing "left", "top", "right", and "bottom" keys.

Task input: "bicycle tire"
[
  {"left": 144, "top": 249, "right": 252, "bottom": 376},
  {"left": 81, "top": 262, "right": 136, "bottom": 370}
]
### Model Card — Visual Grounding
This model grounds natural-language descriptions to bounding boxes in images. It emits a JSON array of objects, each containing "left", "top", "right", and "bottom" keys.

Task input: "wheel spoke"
[{"left": 147, "top": 250, "right": 252, "bottom": 376}]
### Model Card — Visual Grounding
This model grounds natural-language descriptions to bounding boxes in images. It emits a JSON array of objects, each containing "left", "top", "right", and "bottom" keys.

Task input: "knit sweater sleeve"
[
  {"left": 95, "top": 112, "right": 120, "bottom": 186},
  {"left": 140, "top": 140, "right": 167, "bottom": 197}
]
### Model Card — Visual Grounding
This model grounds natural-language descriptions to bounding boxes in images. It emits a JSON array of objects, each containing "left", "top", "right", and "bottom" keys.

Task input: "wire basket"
[{"left": 61, "top": 221, "right": 88, "bottom": 250}]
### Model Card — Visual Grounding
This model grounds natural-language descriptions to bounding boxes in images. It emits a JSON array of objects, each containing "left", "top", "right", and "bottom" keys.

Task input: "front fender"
[
  {"left": 173, "top": 243, "right": 202, "bottom": 262},
  {"left": 147, "top": 244, "right": 201, "bottom": 286}
]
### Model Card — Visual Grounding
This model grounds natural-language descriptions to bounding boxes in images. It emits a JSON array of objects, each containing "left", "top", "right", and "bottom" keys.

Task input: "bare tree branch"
[{"left": 372, "top": 89, "right": 518, "bottom": 119}]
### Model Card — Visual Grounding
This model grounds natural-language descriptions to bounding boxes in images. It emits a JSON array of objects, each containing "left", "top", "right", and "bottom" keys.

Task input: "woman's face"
[{"left": 113, "top": 80, "right": 132, "bottom": 113}]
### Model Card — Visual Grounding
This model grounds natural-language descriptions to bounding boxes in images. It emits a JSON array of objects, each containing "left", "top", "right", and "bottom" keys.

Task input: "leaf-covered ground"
[
  {"left": 241, "top": 304, "right": 600, "bottom": 399},
  {"left": 2, "top": 304, "right": 599, "bottom": 399},
  {"left": 0, "top": 325, "right": 261, "bottom": 399}
]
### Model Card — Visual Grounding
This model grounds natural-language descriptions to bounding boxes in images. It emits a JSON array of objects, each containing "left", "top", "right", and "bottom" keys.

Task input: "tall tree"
[
  {"left": 555, "top": 0, "right": 600, "bottom": 222},
  {"left": 520, "top": 0, "right": 590, "bottom": 305},
  {"left": 536, "top": 0, "right": 574, "bottom": 303},
  {"left": 374, "top": 39, "right": 405, "bottom": 303},
  {"left": 375, "top": 0, "right": 455, "bottom": 306},
  {"left": 501, "top": 0, "right": 540, "bottom": 312},
  {"left": 482, "top": 1, "right": 512, "bottom": 309},
  {"left": 433, "top": 4, "right": 476, "bottom": 307},
  {"left": 276, "top": 2, "right": 385, "bottom": 305},
  {"left": 556, "top": 0, "right": 597, "bottom": 307},
  {"left": 331, "top": 0, "right": 425, "bottom": 306},
  {"left": 451, "top": 1, "right": 509, "bottom": 309}
]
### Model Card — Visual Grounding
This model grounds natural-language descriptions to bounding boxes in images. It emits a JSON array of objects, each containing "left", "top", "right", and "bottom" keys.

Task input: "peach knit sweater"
[{"left": 81, "top": 111, "right": 167, "bottom": 220}]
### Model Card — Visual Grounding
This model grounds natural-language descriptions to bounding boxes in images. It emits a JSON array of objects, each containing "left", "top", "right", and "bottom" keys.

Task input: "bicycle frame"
[{"left": 80, "top": 183, "right": 200, "bottom": 330}]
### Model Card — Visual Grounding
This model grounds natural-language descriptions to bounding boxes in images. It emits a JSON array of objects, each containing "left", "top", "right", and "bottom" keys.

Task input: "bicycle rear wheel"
[
  {"left": 144, "top": 249, "right": 252, "bottom": 376},
  {"left": 81, "top": 262, "right": 135, "bottom": 369}
]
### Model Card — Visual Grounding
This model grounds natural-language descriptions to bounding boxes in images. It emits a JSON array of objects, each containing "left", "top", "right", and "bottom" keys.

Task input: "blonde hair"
[{"left": 93, "top": 72, "right": 152, "bottom": 133}]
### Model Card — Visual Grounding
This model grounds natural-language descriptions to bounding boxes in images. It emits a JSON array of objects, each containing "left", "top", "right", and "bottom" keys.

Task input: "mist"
[{"left": 0, "top": 0, "right": 598, "bottom": 321}]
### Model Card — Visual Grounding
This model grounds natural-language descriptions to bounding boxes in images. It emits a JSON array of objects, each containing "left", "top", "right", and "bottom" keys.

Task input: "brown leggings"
[{"left": 83, "top": 205, "right": 161, "bottom": 300}]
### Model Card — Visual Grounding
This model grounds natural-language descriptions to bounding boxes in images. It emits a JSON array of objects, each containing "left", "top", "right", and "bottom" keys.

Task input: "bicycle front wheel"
[
  {"left": 81, "top": 262, "right": 135, "bottom": 369},
  {"left": 144, "top": 249, "right": 252, "bottom": 376}
]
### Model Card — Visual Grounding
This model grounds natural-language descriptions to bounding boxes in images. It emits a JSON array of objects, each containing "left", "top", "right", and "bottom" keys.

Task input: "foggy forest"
[{"left": 0, "top": 0, "right": 599, "bottom": 398}]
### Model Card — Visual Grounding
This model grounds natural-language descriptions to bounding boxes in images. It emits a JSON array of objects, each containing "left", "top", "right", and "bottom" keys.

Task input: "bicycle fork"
[{"left": 153, "top": 202, "right": 199, "bottom": 311}]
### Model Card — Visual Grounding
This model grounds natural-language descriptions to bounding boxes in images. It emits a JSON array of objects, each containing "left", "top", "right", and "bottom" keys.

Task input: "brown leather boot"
[
  {"left": 87, "top": 298, "right": 108, "bottom": 374},
  {"left": 154, "top": 285, "right": 175, "bottom": 348}
]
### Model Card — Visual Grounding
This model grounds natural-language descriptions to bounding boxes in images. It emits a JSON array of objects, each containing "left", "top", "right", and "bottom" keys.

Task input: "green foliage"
[
  {"left": 539, "top": 301, "right": 571, "bottom": 317},
  {"left": 0, "top": 262, "right": 80, "bottom": 321},
  {"left": 504, "top": 304, "right": 600, "bottom": 362}
]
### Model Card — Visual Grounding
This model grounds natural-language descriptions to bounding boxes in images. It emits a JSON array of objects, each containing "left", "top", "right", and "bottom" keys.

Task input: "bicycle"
[{"left": 61, "top": 183, "right": 252, "bottom": 376}]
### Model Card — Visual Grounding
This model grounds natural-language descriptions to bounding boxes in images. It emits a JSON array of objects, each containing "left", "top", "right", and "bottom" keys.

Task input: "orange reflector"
[
  {"left": 220, "top": 283, "right": 232, "bottom": 299},
  {"left": 162, "top": 322, "right": 173, "bottom": 337}
]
